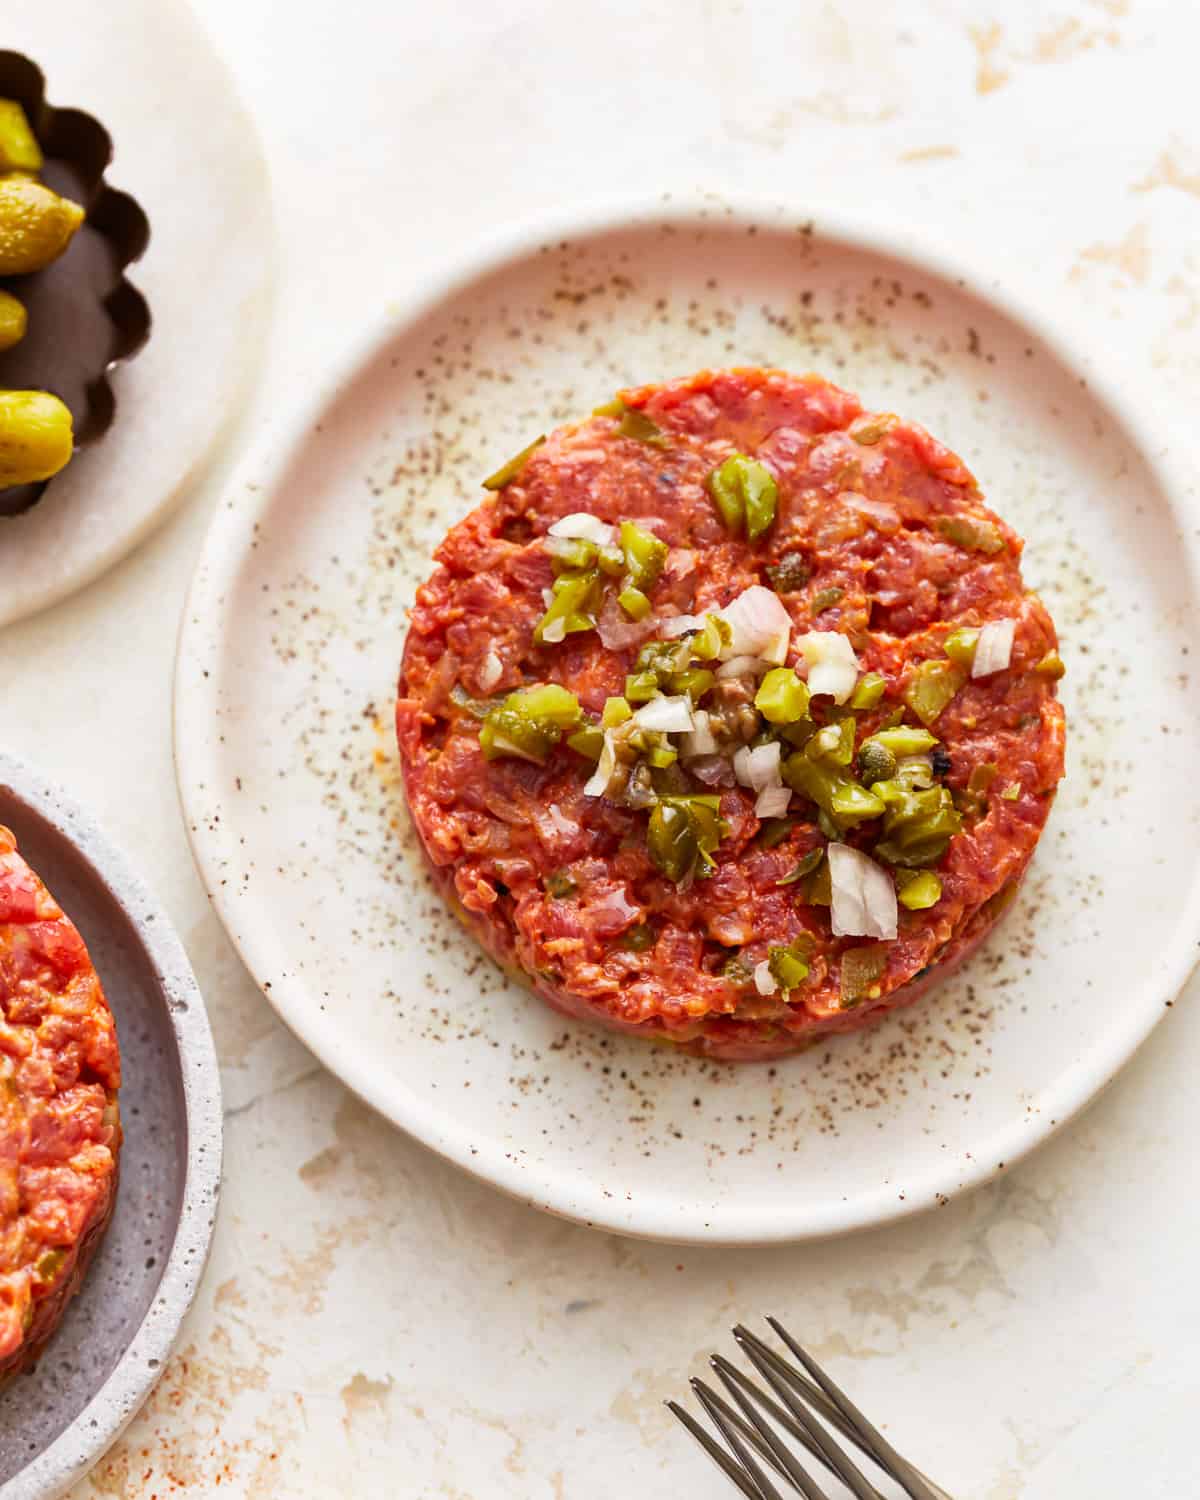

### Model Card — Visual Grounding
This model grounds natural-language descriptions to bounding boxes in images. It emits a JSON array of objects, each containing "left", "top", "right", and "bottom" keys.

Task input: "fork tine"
[
  {"left": 709, "top": 1355, "right": 835, "bottom": 1500},
  {"left": 732, "top": 1326, "right": 863, "bottom": 1449},
  {"left": 692, "top": 1377, "right": 791, "bottom": 1500},
  {"left": 667, "top": 1399, "right": 764, "bottom": 1500},
  {"left": 720, "top": 1349, "right": 886, "bottom": 1500},
  {"left": 766, "top": 1318, "right": 944, "bottom": 1500}
]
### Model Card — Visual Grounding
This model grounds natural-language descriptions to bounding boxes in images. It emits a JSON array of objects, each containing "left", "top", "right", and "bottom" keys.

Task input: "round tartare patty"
[
  {"left": 0, "top": 825, "right": 121, "bottom": 1379},
  {"left": 396, "top": 368, "right": 1066, "bottom": 1060}
]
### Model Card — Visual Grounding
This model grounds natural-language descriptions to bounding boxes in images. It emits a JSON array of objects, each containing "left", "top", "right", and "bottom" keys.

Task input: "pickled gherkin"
[
  {"left": 479, "top": 684, "right": 581, "bottom": 763},
  {"left": 0, "top": 391, "right": 73, "bottom": 486},
  {"left": 705, "top": 452, "right": 778, "bottom": 542},
  {"left": 0, "top": 176, "right": 85, "bottom": 275}
]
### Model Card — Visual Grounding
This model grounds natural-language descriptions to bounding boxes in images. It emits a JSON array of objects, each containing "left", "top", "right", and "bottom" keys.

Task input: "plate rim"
[
  {"left": 0, "top": 751, "right": 223, "bottom": 1500},
  {"left": 173, "top": 191, "right": 1200, "bottom": 1245}
]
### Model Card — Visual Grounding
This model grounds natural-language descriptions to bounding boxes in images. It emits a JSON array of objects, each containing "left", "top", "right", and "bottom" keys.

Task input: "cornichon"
[
  {"left": 776, "top": 847, "right": 823, "bottom": 886},
  {"left": 669, "top": 667, "right": 715, "bottom": 700},
  {"left": 862, "top": 725, "right": 938, "bottom": 757},
  {"left": 0, "top": 100, "right": 43, "bottom": 174},
  {"left": 0, "top": 289, "right": 26, "bottom": 352},
  {"left": 0, "top": 390, "right": 74, "bottom": 486},
  {"left": 535, "top": 569, "right": 601, "bottom": 644},
  {"left": 943, "top": 626, "right": 979, "bottom": 667},
  {"left": 617, "top": 585, "right": 652, "bottom": 620},
  {"left": 754, "top": 667, "right": 810, "bottom": 725},
  {"left": 902, "top": 660, "right": 967, "bottom": 726},
  {"left": 705, "top": 452, "right": 778, "bottom": 542},
  {"left": 0, "top": 175, "right": 84, "bottom": 276},
  {"left": 805, "top": 715, "right": 856, "bottom": 768},
  {"left": 566, "top": 724, "right": 604, "bottom": 760},
  {"left": 602, "top": 696, "right": 632, "bottom": 728},
  {"left": 1035, "top": 651, "right": 1065, "bottom": 679},
  {"left": 479, "top": 684, "right": 581, "bottom": 763},
  {"left": 618, "top": 407, "right": 669, "bottom": 445},
  {"left": 482, "top": 435, "right": 545, "bottom": 490}
]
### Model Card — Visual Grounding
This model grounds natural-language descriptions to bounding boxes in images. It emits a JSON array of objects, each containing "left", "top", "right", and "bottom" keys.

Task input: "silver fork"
[{"left": 667, "top": 1318, "right": 955, "bottom": 1500}]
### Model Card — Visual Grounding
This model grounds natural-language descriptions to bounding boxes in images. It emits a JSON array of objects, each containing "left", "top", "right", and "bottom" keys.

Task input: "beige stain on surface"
[
  {"left": 341, "top": 1371, "right": 394, "bottom": 1430},
  {"left": 1072, "top": 222, "right": 1151, "bottom": 286},
  {"left": 969, "top": 11, "right": 1125, "bottom": 94},
  {"left": 969, "top": 23, "right": 1009, "bottom": 94},
  {"left": 1134, "top": 148, "right": 1200, "bottom": 200},
  {"left": 899, "top": 145, "right": 960, "bottom": 163},
  {"left": 273, "top": 1217, "right": 372, "bottom": 1316}
]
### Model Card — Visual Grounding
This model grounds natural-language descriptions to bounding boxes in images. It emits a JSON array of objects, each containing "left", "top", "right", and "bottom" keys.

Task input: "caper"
[
  {"left": 767, "top": 552, "right": 811, "bottom": 592},
  {"left": 858, "top": 739, "right": 897, "bottom": 785}
]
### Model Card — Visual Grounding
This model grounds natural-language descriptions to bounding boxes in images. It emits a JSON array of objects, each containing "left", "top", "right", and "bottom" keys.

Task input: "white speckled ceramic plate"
[{"left": 174, "top": 198, "right": 1200, "bottom": 1245}]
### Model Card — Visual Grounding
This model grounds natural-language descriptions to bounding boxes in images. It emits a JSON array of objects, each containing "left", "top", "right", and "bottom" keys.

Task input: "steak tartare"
[
  {"left": 0, "top": 825, "right": 121, "bottom": 1379},
  {"left": 396, "top": 369, "right": 1066, "bottom": 1060}
]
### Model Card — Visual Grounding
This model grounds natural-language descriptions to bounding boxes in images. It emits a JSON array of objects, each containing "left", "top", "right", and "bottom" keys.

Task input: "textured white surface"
[
  {"left": 0, "top": 0, "right": 273, "bottom": 627},
  {"left": 0, "top": 0, "right": 1198, "bottom": 1494}
]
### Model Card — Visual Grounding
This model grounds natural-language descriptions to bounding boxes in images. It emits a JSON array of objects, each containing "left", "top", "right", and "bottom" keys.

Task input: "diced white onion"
[
  {"left": 660, "top": 613, "right": 706, "bottom": 638},
  {"left": 541, "top": 616, "right": 567, "bottom": 644},
  {"left": 753, "top": 960, "right": 778, "bottom": 996},
  {"left": 666, "top": 548, "right": 697, "bottom": 578},
  {"left": 796, "top": 631, "right": 860, "bottom": 704},
  {"left": 972, "top": 618, "right": 1015, "bottom": 678},
  {"left": 688, "top": 754, "right": 736, "bottom": 787},
  {"left": 733, "top": 741, "right": 781, "bottom": 794},
  {"left": 717, "top": 654, "right": 770, "bottom": 679},
  {"left": 541, "top": 588, "right": 554, "bottom": 607},
  {"left": 679, "top": 709, "right": 718, "bottom": 759},
  {"left": 755, "top": 785, "right": 792, "bottom": 819},
  {"left": 827, "top": 844, "right": 898, "bottom": 941},
  {"left": 479, "top": 651, "right": 502, "bottom": 691},
  {"left": 547, "top": 512, "right": 617, "bottom": 546},
  {"left": 633, "top": 695, "right": 695, "bottom": 733},
  {"left": 717, "top": 586, "right": 792, "bottom": 665},
  {"left": 583, "top": 732, "right": 616, "bottom": 798},
  {"left": 546, "top": 802, "right": 578, "bottom": 837}
]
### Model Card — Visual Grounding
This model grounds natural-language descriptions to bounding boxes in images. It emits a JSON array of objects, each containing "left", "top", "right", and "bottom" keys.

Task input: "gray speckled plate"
[
  {"left": 175, "top": 196, "right": 1200, "bottom": 1244},
  {"left": 0, "top": 754, "right": 221, "bottom": 1500}
]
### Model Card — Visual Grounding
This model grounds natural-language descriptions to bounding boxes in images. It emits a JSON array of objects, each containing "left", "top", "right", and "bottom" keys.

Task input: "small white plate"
[{"left": 175, "top": 197, "right": 1200, "bottom": 1245}]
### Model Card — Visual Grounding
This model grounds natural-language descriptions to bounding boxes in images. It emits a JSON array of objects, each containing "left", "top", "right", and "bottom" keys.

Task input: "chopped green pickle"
[
  {"left": 646, "top": 744, "right": 678, "bottom": 768},
  {"left": 35, "top": 1249, "right": 65, "bottom": 1282},
  {"left": 534, "top": 570, "right": 600, "bottom": 643},
  {"left": 757, "top": 817, "right": 797, "bottom": 849},
  {"left": 544, "top": 870, "right": 578, "bottom": 898},
  {"left": 1035, "top": 650, "right": 1066, "bottom": 679},
  {"left": 849, "top": 671, "right": 886, "bottom": 710},
  {"left": 624, "top": 671, "right": 660, "bottom": 703},
  {"left": 621, "top": 923, "right": 657, "bottom": 952},
  {"left": 934, "top": 514, "right": 1006, "bottom": 555},
  {"left": 810, "top": 586, "right": 845, "bottom": 615},
  {"left": 482, "top": 435, "right": 545, "bottom": 489},
  {"left": 776, "top": 847, "right": 824, "bottom": 886},
  {"left": 840, "top": 945, "right": 887, "bottom": 1006},
  {"left": 601, "top": 696, "right": 632, "bottom": 728},
  {"left": 768, "top": 940, "right": 811, "bottom": 992},
  {"left": 943, "top": 626, "right": 980, "bottom": 667},
  {"left": 670, "top": 667, "right": 715, "bottom": 700},
  {"left": 592, "top": 396, "right": 626, "bottom": 417},
  {"left": 857, "top": 739, "right": 897, "bottom": 786},
  {"left": 864, "top": 726, "right": 938, "bottom": 757},
  {"left": 597, "top": 543, "right": 626, "bottom": 576},
  {"left": 479, "top": 684, "right": 581, "bottom": 763},
  {"left": 705, "top": 452, "right": 779, "bottom": 541},
  {"left": 1001, "top": 781, "right": 1021, "bottom": 801},
  {"left": 902, "top": 660, "right": 967, "bottom": 726},
  {"left": 754, "top": 667, "right": 810, "bottom": 725},
  {"left": 689, "top": 614, "right": 729, "bottom": 661},
  {"left": 896, "top": 870, "right": 942, "bottom": 910},
  {"left": 783, "top": 754, "right": 885, "bottom": 829},
  {"left": 803, "top": 852, "right": 832, "bottom": 906},
  {"left": 551, "top": 537, "right": 598, "bottom": 571},
  {"left": 647, "top": 795, "right": 727, "bottom": 885},
  {"left": 0, "top": 100, "right": 44, "bottom": 174},
  {"left": 618, "top": 585, "right": 652, "bottom": 620},
  {"left": 767, "top": 552, "right": 811, "bottom": 592},
  {"left": 968, "top": 762, "right": 998, "bottom": 795},
  {"left": 871, "top": 778, "right": 962, "bottom": 867},
  {"left": 805, "top": 715, "right": 856, "bottom": 768},
  {"left": 566, "top": 724, "right": 604, "bottom": 760},
  {"left": 620, "top": 519, "right": 668, "bottom": 590},
  {"left": 618, "top": 407, "right": 669, "bottom": 446}
]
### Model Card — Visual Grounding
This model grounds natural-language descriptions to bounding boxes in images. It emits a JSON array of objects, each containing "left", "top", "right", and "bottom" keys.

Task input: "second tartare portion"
[{"left": 396, "top": 368, "right": 1066, "bottom": 1060}]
